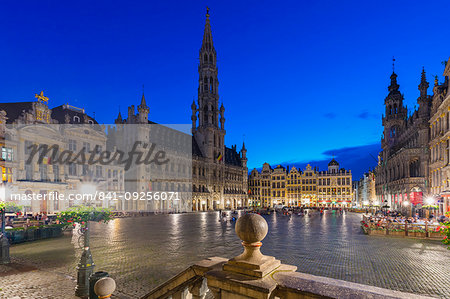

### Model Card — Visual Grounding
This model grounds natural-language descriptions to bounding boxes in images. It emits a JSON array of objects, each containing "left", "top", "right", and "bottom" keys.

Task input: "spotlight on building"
[
  {"left": 403, "top": 201, "right": 410, "bottom": 207},
  {"left": 363, "top": 200, "right": 369, "bottom": 206},
  {"left": 425, "top": 197, "right": 434, "bottom": 205},
  {"left": 374, "top": 201, "right": 380, "bottom": 206}
]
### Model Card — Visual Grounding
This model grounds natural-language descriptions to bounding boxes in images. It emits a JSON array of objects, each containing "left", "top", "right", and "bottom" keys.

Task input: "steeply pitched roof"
[
  {"left": 225, "top": 146, "right": 241, "bottom": 167},
  {"left": 0, "top": 102, "right": 34, "bottom": 123},
  {"left": 192, "top": 137, "right": 203, "bottom": 157},
  {"left": 51, "top": 105, "right": 98, "bottom": 124}
]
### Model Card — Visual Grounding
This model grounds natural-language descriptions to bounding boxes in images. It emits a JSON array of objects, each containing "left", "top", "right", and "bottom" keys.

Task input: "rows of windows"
[{"left": 250, "top": 177, "right": 351, "bottom": 187}]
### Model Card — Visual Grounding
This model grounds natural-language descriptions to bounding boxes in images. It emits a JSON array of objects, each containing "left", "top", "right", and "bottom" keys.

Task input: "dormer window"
[
  {"left": 88, "top": 120, "right": 93, "bottom": 125},
  {"left": 74, "top": 116, "right": 80, "bottom": 122}
]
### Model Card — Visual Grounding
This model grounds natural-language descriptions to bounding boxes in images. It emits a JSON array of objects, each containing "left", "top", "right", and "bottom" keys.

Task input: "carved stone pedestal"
[{"left": 206, "top": 214, "right": 297, "bottom": 298}]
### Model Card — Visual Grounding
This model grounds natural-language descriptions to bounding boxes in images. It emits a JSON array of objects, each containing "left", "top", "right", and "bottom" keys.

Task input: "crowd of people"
[
  {"left": 3, "top": 212, "right": 56, "bottom": 229},
  {"left": 364, "top": 210, "right": 448, "bottom": 227}
]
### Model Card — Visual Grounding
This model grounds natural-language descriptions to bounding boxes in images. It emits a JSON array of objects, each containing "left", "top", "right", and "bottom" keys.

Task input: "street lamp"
[
  {"left": 0, "top": 184, "right": 10, "bottom": 264},
  {"left": 75, "top": 183, "right": 97, "bottom": 297}
]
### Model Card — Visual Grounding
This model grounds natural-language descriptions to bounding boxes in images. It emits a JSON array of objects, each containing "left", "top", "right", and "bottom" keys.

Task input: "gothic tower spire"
[
  {"left": 418, "top": 67, "right": 429, "bottom": 97},
  {"left": 197, "top": 6, "right": 219, "bottom": 129},
  {"left": 137, "top": 91, "right": 149, "bottom": 123},
  {"left": 192, "top": 8, "right": 225, "bottom": 161},
  {"left": 382, "top": 60, "right": 406, "bottom": 147}
]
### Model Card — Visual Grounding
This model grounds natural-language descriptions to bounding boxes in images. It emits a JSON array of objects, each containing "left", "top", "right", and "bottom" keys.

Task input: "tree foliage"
[
  {"left": 57, "top": 206, "right": 113, "bottom": 227},
  {"left": 438, "top": 211, "right": 450, "bottom": 250},
  {"left": 0, "top": 202, "right": 23, "bottom": 213}
]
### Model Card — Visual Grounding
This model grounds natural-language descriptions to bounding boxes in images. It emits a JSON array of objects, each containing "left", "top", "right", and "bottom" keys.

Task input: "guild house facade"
[
  {"left": 0, "top": 97, "right": 125, "bottom": 214},
  {"left": 249, "top": 159, "right": 352, "bottom": 208}
]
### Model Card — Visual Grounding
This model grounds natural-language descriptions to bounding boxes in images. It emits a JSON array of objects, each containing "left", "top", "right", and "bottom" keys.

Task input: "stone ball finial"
[
  {"left": 94, "top": 277, "right": 116, "bottom": 298},
  {"left": 235, "top": 213, "right": 268, "bottom": 244}
]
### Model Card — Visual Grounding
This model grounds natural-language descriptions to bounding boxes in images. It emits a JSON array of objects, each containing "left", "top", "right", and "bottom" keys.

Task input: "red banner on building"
[{"left": 410, "top": 192, "right": 423, "bottom": 205}]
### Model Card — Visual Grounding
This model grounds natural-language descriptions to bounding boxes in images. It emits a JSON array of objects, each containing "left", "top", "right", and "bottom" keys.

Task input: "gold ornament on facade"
[{"left": 35, "top": 90, "right": 49, "bottom": 104}]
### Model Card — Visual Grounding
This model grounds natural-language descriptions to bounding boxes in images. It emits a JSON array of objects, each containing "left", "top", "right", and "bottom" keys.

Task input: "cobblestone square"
[{"left": 1, "top": 212, "right": 449, "bottom": 298}]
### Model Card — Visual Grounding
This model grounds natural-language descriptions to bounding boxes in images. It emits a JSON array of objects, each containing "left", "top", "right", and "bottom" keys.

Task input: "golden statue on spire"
[{"left": 35, "top": 90, "right": 49, "bottom": 104}]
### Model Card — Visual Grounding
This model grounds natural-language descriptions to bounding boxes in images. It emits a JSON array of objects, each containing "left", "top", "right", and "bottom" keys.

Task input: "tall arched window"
[{"left": 390, "top": 126, "right": 397, "bottom": 138}]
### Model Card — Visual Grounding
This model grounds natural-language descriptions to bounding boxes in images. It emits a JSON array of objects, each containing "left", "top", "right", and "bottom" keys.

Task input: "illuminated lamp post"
[
  {"left": 402, "top": 200, "right": 412, "bottom": 217},
  {"left": 75, "top": 183, "right": 97, "bottom": 297}
]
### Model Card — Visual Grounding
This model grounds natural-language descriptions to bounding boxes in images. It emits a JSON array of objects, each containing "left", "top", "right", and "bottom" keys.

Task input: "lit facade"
[
  {"left": 0, "top": 98, "right": 125, "bottom": 214},
  {"left": 428, "top": 58, "right": 450, "bottom": 216},
  {"left": 375, "top": 66, "right": 431, "bottom": 213},
  {"left": 249, "top": 159, "right": 352, "bottom": 208},
  {"left": 190, "top": 11, "right": 248, "bottom": 211},
  {"left": 353, "top": 171, "right": 376, "bottom": 208}
]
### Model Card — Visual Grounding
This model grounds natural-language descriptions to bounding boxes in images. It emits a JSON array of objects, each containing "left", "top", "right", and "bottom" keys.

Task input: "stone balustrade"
[{"left": 138, "top": 213, "right": 431, "bottom": 299}]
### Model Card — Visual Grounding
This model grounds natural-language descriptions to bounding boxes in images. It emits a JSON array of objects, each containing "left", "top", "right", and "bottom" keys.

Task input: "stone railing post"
[
  {"left": 205, "top": 213, "right": 296, "bottom": 298},
  {"left": 189, "top": 278, "right": 208, "bottom": 299},
  {"left": 94, "top": 277, "right": 116, "bottom": 299},
  {"left": 172, "top": 288, "right": 189, "bottom": 299}
]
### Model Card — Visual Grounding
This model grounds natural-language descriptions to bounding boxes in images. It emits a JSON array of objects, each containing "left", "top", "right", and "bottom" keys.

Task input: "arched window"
[
  {"left": 390, "top": 126, "right": 397, "bottom": 138},
  {"left": 388, "top": 105, "right": 392, "bottom": 115},
  {"left": 394, "top": 104, "right": 398, "bottom": 114},
  {"left": 209, "top": 54, "right": 213, "bottom": 63},
  {"left": 203, "top": 77, "right": 208, "bottom": 91},
  {"left": 74, "top": 116, "right": 80, "bottom": 122},
  {"left": 204, "top": 53, "right": 208, "bottom": 63}
]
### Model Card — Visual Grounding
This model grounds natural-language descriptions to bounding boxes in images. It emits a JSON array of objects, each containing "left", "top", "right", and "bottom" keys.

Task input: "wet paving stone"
[{"left": 5, "top": 211, "right": 450, "bottom": 298}]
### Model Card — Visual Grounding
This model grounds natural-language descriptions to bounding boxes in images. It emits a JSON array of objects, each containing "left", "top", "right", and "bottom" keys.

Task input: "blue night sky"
[{"left": 1, "top": 0, "right": 449, "bottom": 179}]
